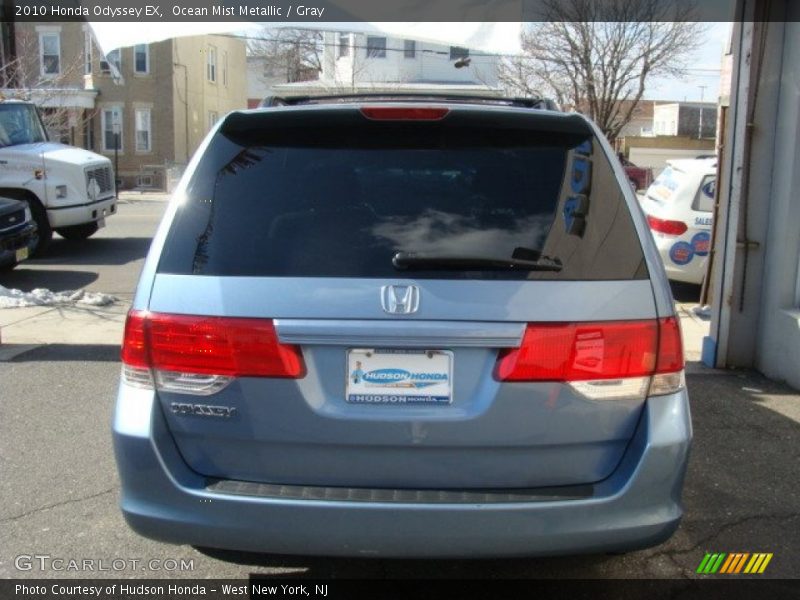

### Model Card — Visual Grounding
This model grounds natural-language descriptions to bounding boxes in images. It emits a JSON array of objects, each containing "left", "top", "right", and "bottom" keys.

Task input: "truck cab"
[{"left": 0, "top": 100, "right": 116, "bottom": 254}]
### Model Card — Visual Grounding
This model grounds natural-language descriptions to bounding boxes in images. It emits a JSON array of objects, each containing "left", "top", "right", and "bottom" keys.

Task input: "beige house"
[{"left": 3, "top": 22, "right": 246, "bottom": 189}]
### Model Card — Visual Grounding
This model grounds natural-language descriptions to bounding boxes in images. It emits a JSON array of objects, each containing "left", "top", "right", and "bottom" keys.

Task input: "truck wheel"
[
  {"left": 27, "top": 197, "right": 52, "bottom": 256},
  {"left": 55, "top": 222, "right": 99, "bottom": 240}
]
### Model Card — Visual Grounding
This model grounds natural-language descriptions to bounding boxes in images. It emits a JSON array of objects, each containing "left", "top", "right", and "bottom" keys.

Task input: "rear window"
[
  {"left": 647, "top": 166, "right": 684, "bottom": 203},
  {"left": 158, "top": 111, "right": 648, "bottom": 280},
  {"left": 692, "top": 176, "right": 715, "bottom": 212}
]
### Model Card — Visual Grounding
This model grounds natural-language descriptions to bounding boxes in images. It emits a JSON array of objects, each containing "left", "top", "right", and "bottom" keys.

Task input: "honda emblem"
[{"left": 381, "top": 285, "right": 420, "bottom": 315}]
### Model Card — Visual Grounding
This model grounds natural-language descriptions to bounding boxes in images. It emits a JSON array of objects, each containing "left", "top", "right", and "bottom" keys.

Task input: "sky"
[{"left": 644, "top": 22, "right": 731, "bottom": 102}]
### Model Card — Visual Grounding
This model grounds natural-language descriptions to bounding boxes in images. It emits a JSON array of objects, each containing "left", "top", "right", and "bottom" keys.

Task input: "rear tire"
[{"left": 56, "top": 222, "right": 99, "bottom": 240}]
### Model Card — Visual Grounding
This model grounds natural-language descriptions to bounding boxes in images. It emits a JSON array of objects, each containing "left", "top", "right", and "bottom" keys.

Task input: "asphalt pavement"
[{"left": 0, "top": 194, "right": 798, "bottom": 579}]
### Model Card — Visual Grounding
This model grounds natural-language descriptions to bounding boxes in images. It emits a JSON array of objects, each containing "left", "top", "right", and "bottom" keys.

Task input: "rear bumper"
[
  {"left": 112, "top": 386, "right": 692, "bottom": 558},
  {"left": 47, "top": 196, "right": 116, "bottom": 228}
]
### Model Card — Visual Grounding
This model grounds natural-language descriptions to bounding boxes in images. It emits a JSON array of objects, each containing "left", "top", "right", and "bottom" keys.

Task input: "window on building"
[
  {"left": 338, "top": 33, "right": 350, "bottom": 58},
  {"left": 222, "top": 51, "right": 228, "bottom": 86},
  {"left": 100, "top": 48, "right": 121, "bottom": 75},
  {"left": 366, "top": 36, "right": 387, "bottom": 58},
  {"left": 135, "top": 108, "right": 151, "bottom": 152},
  {"left": 84, "top": 30, "right": 92, "bottom": 75},
  {"left": 449, "top": 46, "right": 469, "bottom": 61},
  {"left": 101, "top": 106, "right": 123, "bottom": 152},
  {"left": 207, "top": 46, "right": 217, "bottom": 82},
  {"left": 134, "top": 44, "right": 149, "bottom": 74},
  {"left": 39, "top": 32, "right": 61, "bottom": 76},
  {"left": 404, "top": 40, "right": 416, "bottom": 59},
  {"left": 208, "top": 111, "right": 218, "bottom": 131}
]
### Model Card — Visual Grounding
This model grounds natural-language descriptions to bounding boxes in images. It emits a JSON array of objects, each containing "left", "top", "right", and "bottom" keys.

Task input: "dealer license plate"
[
  {"left": 346, "top": 348, "right": 453, "bottom": 405},
  {"left": 15, "top": 247, "right": 28, "bottom": 262}
]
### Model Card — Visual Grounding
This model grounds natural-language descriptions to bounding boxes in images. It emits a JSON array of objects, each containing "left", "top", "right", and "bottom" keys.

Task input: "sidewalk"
[
  {"left": 0, "top": 301, "right": 129, "bottom": 360},
  {"left": 118, "top": 190, "right": 172, "bottom": 203}
]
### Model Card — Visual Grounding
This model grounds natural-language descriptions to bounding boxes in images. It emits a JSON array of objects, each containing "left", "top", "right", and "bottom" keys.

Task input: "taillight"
[
  {"left": 495, "top": 318, "right": 684, "bottom": 399},
  {"left": 120, "top": 310, "right": 305, "bottom": 395},
  {"left": 647, "top": 214, "right": 688, "bottom": 235},
  {"left": 360, "top": 107, "right": 450, "bottom": 121}
]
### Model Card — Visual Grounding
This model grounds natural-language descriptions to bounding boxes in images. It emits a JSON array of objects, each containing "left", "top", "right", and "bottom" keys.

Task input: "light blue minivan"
[{"left": 113, "top": 95, "right": 691, "bottom": 557}]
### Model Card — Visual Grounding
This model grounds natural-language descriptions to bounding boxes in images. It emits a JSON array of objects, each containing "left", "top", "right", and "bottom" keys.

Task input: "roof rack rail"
[{"left": 259, "top": 93, "right": 560, "bottom": 111}]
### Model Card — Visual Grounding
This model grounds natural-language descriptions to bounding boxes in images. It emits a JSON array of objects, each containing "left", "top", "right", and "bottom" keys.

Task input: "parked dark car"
[
  {"left": 0, "top": 196, "right": 37, "bottom": 270},
  {"left": 618, "top": 153, "right": 654, "bottom": 191}
]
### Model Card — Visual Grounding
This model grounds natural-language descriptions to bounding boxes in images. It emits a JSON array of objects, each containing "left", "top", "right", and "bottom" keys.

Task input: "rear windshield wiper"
[{"left": 392, "top": 252, "right": 562, "bottom": 272}]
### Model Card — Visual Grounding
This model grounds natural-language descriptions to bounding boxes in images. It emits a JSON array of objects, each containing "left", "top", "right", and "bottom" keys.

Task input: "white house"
[{"left": 270, "top": 31, "right": 502, "bottom": 98}]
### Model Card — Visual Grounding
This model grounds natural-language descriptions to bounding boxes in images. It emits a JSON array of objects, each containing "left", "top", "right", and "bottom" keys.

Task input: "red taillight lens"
[
  {"left": 121, "top": 310, "right": 148, "bottom": 368},
  {"left": 655, "top": 316, "right": 683, "bottom": 373},
  {"left": 360, "top": 107, "right": 450, "bottom": 121},
  {"left": 121, "top": 310, "right": 305, "bottom": 378},
  {"left": 647, "top": 215, "right": 688, "bottom": 235},
  {"left": 495, "top": 318, "right": 683, "bottom": 382}
]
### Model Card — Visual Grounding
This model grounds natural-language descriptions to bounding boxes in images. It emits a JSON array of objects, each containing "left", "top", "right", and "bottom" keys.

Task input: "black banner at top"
[{"left": 3, "top": 0, "right": 749, "bottom": 23}]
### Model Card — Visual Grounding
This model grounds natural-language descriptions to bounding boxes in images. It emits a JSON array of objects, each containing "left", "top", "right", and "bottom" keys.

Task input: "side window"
[
  {"left": 102, "top": 106, "right": 123, "bottom": 152},
  {"left": 134, "top": 44, "right": 149, "bottom": 74},
  {"left": 338, "top": 33, "right": 350, "bottom": 58},
  {"left": 207, "top": 46, "right": 217, "bottom": 82},
  {"left": 39, "top": 32, "right": 61, "bottom": 76},
  {"left": 366, "top": 37, "right": 387, "bottom": 58},
  {"left": 135, "top": 108, "right": 151, "bottom": 152},
  {"left": 693, "top": 176, "right": 715, "bottom": 212},
  {"left": 100, "top": 49, "right": 121, "bottom": 75},
  {"left": 450, "top": 46, "right": 469, "bottom": 60}
]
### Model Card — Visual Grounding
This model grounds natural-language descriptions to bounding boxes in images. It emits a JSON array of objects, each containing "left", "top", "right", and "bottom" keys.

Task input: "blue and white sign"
[
  {"left": 669, "top": 241, "right": 695, "bottom": 266},
  {"left": 691, "top": 231, "right": 711, "bottom": 257},
  {"left": 347, "top": 349, "right": 453, "bottom": 405}
]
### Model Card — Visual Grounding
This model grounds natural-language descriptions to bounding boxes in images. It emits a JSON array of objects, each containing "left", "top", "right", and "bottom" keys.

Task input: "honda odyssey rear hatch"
[{"left": 130, "top": 103, "right": 672, "bottom": 491}]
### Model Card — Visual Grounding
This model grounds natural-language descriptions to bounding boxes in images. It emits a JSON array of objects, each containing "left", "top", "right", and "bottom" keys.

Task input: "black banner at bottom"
[{"left": 3, "top": 578, "right": 799, "bottom": 600}]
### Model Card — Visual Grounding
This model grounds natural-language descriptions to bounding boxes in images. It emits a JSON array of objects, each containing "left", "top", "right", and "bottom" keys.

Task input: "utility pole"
[{"left": 698, "top": 85, "right": 707, "bottom": 138}]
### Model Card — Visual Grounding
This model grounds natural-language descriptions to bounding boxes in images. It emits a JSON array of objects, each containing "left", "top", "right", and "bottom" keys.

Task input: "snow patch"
[{"left": 0, "top": 285, "right": 117, "bottom": 308}]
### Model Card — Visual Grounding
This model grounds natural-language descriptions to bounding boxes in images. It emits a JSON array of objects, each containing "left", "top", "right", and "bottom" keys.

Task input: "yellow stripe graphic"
[
  {"left": 744, "top": 554, "right": 760, "bottom": 573},
  {"left": 758, "top": 553, "right": 773, "bottom": 573}
]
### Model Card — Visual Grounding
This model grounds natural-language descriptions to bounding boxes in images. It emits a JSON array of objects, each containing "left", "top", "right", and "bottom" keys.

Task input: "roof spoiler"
[{"left": 259, "top": 93, "right": 560, "bottom": 111}]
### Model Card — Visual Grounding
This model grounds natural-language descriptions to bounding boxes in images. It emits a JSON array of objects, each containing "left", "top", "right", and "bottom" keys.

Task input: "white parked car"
[{"left": 639, "top": 158, "right": 716, "bottom": 285}]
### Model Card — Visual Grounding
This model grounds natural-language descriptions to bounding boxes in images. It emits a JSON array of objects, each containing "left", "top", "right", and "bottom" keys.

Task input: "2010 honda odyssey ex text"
[{"left": 113, "top": 95, "right": 691, "bottom": 557}]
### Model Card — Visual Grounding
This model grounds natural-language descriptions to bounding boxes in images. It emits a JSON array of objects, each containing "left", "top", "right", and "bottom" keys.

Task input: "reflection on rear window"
[{"left": 158, "top": 122, "right": 647, "bottom": 280}]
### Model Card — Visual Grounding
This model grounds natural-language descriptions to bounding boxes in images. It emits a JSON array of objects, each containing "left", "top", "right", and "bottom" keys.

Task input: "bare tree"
[
  {"left": 248, "top": 28, "right": 322, "bottom": 83},
  {"left": 0, "top": 28, "right": 93, "bottom": 142},
  {"left": 499, "top": 0, "right": 706, "bottom": 141}
]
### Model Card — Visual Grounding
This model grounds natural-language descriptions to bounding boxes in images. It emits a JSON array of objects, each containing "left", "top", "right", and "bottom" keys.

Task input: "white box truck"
[{"left": 0, "top": 99, "right": 117, "bottom": 254}]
